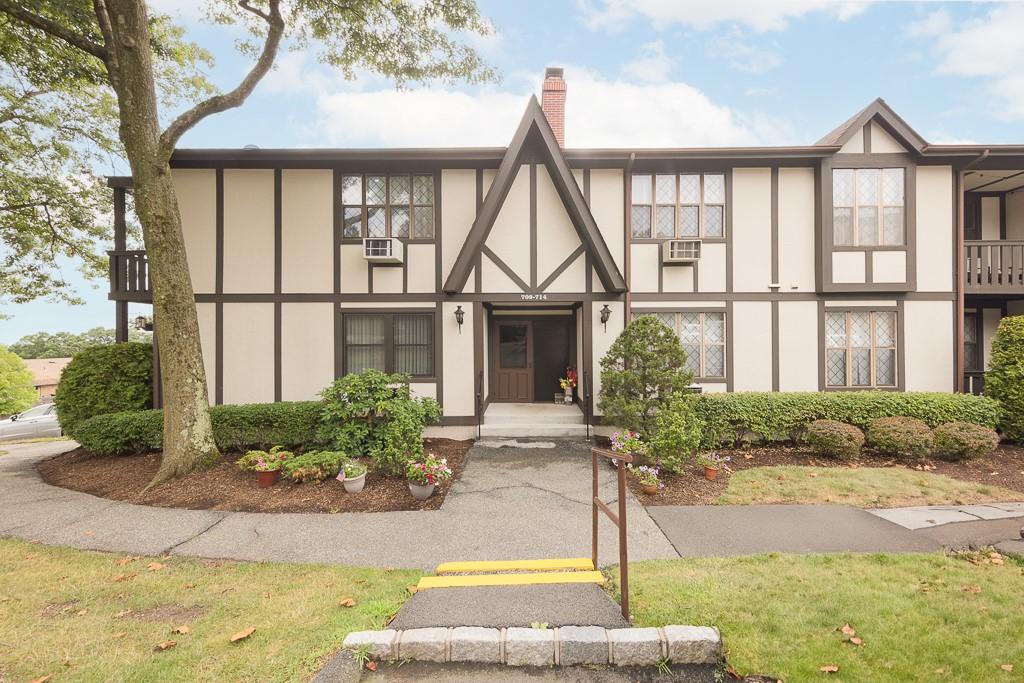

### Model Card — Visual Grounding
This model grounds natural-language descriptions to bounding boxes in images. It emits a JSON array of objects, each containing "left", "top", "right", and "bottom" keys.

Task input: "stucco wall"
[
  {"left": 777, "top": 168, "right": 816, "bottom": 291},
  {"left": 223, "top": 169, "right": 274, "bottom": 293},
  {"left": 591, "top": 301, "right": 625, "bottom": 419},
  {"left": 697, "top": 243, "right": 726, "bottom": 291},
  {"left": 536, "top": 165, "right": 582, "bottom": 284},
  {"left": 777, "top": 300, "right": 819, "bottom": 391},
  {"left": 629, "top": 243, "right": 659, "bottom": 292},
  {"left": 916, "top": 165, "right": 954, "bottom": 292},
  {"left": 872, "top": 251, "right": 907, "bottom": 283},
  {"left": 441, "top": 169, "right": 476, "bottom": 285},
  {"left": 196, "top": 302, "right": 217, "bottom": 403},
  {"left": 282, "top": 169, "right": 333, "bottom": 293},
  {"left": 442, "top": 301, "right": 474, "bottom": 416},
  {"left": 281, "top": 302, "right": 334, "bottom": 401},
  {"left": 589, "top": 169, "right": 625, "bottom": 273},
  {"left": 731, "top": 168, "right": 772, "bottom": 292},
  {"left": 340, "top": 244, "right": 368, "bottom": 293},
  {"left": 838, "top": 127, "right": 864, "bottom": 154},
  {"left": 221, "top": 302, "right": 275, "bottom": 404},
  {"left": 486, "top": 165, "right": 530, "bottom": 278},
  {"left": 870, "top": 122, "right": 906, "bottom": 153},
  {"left": 903, "top": 300, "right": 954, "bottom": 391},
  {"left": 731, "top": 301, "right": 773, "bottom": 390},
  {"left": 172, "top": 169, "right": 216, "bottom": 294},
  {"left": 546, "top": 254, "right": 587, "bottom": 292},
  {"left": 406, "top": 244, "right": 436, "bottom": 293}
]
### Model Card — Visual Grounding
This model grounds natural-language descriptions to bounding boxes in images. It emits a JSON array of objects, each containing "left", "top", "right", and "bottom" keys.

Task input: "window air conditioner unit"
[
  {"left": 362, "top": 237, "right": 404, "bottom": 264},
  {"left": 662, "top": 239, "right": 701, "bottom": 264}
]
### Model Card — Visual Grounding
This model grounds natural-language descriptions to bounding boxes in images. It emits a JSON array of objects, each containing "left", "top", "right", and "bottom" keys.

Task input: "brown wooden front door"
[{"left": 494, "top": 321, "right": 533, "bottom": 401}]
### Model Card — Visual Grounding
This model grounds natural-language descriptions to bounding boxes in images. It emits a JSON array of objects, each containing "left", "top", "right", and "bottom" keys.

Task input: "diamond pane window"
[
  {"left": 876, "top": 349, "right": 896, "bottom": 386},
  {"left": 413, "top": 209, "right": 434, "bottom": 239},
  {"left": 656, "top": 175, "right": 676, "bottom": 203},
  {"left": 833, "top": 169, "right": 854, "bottom": 205},
  {"left": 833, "top": 168, "right": 904, "bottom": 246},
  {"left": 883, "top": 207, "right": 903, "bottom": 245},
  {"left": 632, "top": 175, "right": 652, "bottom": 204},
  {"left": 704, "top": 344, "right": 724, "bottom": 377},
  {"left": 826, "top": 349, "right": 847, "bottom": 387},
  {"left": 875, "top": 312, "right": 895, "bottom": 347},
  {"left": 389, "top": 175, "right": 410, "bottom": 204},
  {"left": 705, "top": 313, "right": 725, "bottom": 344},
  {"left": 679, "top": 175, "right": 700, "bottom": 203},
  {"left": 826, "top": 312, "right": 847, "bottom": 348},
  {"left": 631, "top": 205, "right": 652, "bottom": 237},
  {"left": 882, "top": 168, "right": 904, "bottom": 204},
  {"left": 834, "top": 207, "right": 854, "bottom": 246},
  {"left": 366, "top": 176, "right": 386, "bottom": 205},
  {"left": 413, "top": 175, "right": 434, "bottom": 204},
  {"left": 343, "top": 207, "right": 362, "bottom": 238},
  {"left": 390, "top": 207, "right": 410, "bottom": 238},
  {"left": 705, "top": 205, "right": 724, "bottom": 237},
  {"left": 366, "top": 206, "right": 386, "bottom": 237},
  {"left": 655, "top": 206, "right": 675, "bottom": 238},
  {"left": 857, "top": 169, "right": 879, "bottom": 204},
  {"left": 679, "top": 313, "right": 700, "bottom": 344},
  {"left": 679, "top": 206, "right": 699, "bottom": 237},
  {"left": 704, "top": 174, "right": 725, "bottom": 204},
  {"left": 857, "top": 206, "right": 879, "bottom": 246},
  {"left": 825, "top": 310, "right": 897, "bottom": 388},
  {"left": 342, "top": 176, "right": 362, "bottom": 205}
]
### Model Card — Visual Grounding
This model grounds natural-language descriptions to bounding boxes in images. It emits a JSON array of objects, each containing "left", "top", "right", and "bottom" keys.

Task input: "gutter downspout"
[{"left": 955, "top": 149, "right": 989, "bottom": 393}]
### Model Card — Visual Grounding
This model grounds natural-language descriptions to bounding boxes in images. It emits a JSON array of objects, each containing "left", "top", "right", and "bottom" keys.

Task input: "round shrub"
[
  {"left": 54, "top": 342, "right": 152, "bottom": 438},
  {"left": 866, "top": 417, "right": 933, "bottom": 460},
  {"left": 0, "top": 345, "right": 36, "bottom": 416},
  {"left": 986, "top": 315, "right": 1024, "bottom": 442},
  {"left": 649, "top": 393, "right": 705, "bottom": 474},
  {"left": 804, "top": 419, "right": 864, "bottom": 460},
  {"left": 932, "top": 421, "right": 1000, "bottom": 461}
]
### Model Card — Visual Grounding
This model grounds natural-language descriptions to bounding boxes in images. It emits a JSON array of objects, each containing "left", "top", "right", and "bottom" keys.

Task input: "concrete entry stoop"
[{"left": 480, "top": 403, "right": 588, "bottom": 438}]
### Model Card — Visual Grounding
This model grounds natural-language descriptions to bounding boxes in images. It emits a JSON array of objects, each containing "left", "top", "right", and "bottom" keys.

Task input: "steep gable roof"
[
  {"left": 443, "top": 97, "right": 626, "bottom": 294},
  {"left": 816, "top": 98, "right": 927, "bottom": 153}
]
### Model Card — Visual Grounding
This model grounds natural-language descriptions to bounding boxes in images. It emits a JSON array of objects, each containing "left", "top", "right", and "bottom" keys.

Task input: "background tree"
[
  {"left": 10, "top": 326, "right": 150, "bottom": 359},
  {"left": 598, "top": 315, "right": 694, "bottom": 437},
  {"left": 0, "top": 345, "right": 36, "bottom": 415},
  {"left": 986, "top": 315, "right": 1024, "bottom": 442},
  {"left": 0, "top": 1, "right": 493, "bottom": 485}
]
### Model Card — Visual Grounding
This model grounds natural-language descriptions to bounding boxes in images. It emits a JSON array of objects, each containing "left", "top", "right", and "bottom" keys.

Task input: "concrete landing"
[
  {"left": 481, "top": 403, "right": 588, "bottom": 438},
  {"left": 868, "top": 502, "right": 1024, "bottom": 530}
]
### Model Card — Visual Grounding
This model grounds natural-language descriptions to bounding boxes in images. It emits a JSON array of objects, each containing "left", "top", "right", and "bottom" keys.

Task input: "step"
[
  {"left": 435, "top": 558, "right": 595, "bottom": 574},
  {"left": 483, "top": 404, "right": 584, "bottom": 425},
  {"left": 479, "top": 423, "right": 589, "bottom": 438},
  {"left": 416, "top": 571, "right": 605, "bottom": 591}
]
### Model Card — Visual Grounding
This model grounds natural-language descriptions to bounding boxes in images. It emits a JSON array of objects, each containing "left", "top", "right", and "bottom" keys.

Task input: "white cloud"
[
  {"left": 906, "top": 9, "right": 952, "bottom": 38},
  {"left": 913, "top": 4, "right": 1024, "bottom": 119},
  {"left": 578, "top": 0, "right": 870, "bottom": 32},
  {"left": 310, "top": 66, "right": 793, "bottom": 148},
  {"left": 711, "top": 28, "right": 783, "bottom": 74},
  {"left": 621, "top": 40, "right": 675, "bottom": 83}
]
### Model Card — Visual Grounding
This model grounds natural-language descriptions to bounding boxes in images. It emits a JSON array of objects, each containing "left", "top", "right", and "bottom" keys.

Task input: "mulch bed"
[
  {"left": 38, "top": 438, "right": 472, "bottom": 514},
  {"left": 623, "top": 443, "right": 1024, "bottom": 506}
]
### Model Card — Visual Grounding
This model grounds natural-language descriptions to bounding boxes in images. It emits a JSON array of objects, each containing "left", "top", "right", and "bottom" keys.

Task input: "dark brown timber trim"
[
  {"left": 215, "top": 168, "right": 224, "bottom": 405},
  {"left": 725, "top": 300, "right": 734, "bottom": 392},
  {"left": 482, "top": 246, "right": 531, "bottom": 292},
  {"left": 539, "top": 245, "right": 586, "bottom": 292},
  {"left": 771, "top": 167, "right": 780, "bottom": 391},
  {"left": 274, "top": 168, "right": 282, "bottom": 401},
  {"left": 530, "top": 163, "right": 538, "bottom": 289}
]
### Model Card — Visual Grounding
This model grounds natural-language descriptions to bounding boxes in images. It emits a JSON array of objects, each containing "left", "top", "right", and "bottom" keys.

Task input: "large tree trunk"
[{"left": 105, "top": 0, "right": 219, "bottom": 485}]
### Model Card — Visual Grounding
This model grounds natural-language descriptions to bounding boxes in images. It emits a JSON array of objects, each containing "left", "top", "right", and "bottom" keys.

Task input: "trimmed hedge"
[
  {"left": 932, "top": 422, "right": 1000, "bottom": 461},
  {"left": 54, "top": 342, "right": 152, "bottom": 437},
  {"left": 804, "top": 419, "right": 864, "bottom": 460},
  {"left": 866, "top": 417, "right": 934, "bottom": 460},
  {"left": 986, "top": 315, "right": 1024, "bottom": 442},
  {"left": 693, "top": 391, "right": 1000, "bottom": 447},
  {"left": 74, "top": 401, "right": 327, "bottom": 456}
]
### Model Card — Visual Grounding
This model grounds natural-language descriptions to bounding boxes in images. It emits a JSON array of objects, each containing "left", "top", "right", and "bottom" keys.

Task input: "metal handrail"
[
  {"left": 475, "top": 369, "right": 484, "bottom": 440},
  {"left": 592, "top": 446, "right": 632, "bottom": 620},
  {"left": 582, "top": 369, "right": 591, "bottom": 442}
]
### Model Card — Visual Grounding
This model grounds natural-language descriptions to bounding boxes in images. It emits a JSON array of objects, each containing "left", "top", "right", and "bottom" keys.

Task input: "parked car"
[{"left": 0, "top": 404, "right": 62, "bottom": 442}]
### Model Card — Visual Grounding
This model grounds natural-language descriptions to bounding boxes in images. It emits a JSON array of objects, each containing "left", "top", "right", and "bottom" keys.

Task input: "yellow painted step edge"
[
  {"left": 417, "top": 571, "right": 605, "bottom": 590},
  {"left": 435, "top": 558, "right": 595, "bottom": 574}
]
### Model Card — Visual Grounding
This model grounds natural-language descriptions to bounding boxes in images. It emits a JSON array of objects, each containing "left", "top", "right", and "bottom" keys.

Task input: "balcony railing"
[
  {"left": 964, "top": 240, "right": 1024, "bottom": 293},
  {"left": 108, "top": 250, "right": 151, "bottom": 302}
]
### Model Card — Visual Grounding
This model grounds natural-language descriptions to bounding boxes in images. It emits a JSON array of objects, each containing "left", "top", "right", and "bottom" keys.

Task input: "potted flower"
[
  {"left": 628, "top": 464, "right": 663, "bottom": 495},
  {"left": 340, "top": 461, "right": 367, "bottom": 493},
  {"left": 559, "top": 366, "right": 578, "bottom": 404},
  {"left": 609, "top": 429, "right": 646, "bottom": 467},
  {"left": 253, "top": 457, "right": 283, "bottom": 488},
  {"left": 406, "top": 453, "right": 453, "bottom": 500},
  {"left": 697, "top": 451, "right": 730, "bottom": 481}
]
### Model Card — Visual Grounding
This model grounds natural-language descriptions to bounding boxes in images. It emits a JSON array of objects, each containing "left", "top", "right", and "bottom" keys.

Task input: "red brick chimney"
[{"left": 541, "top": 67, "right": 566, "bottom": 146}]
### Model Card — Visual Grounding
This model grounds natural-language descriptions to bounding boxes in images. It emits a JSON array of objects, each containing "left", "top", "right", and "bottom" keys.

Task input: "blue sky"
[{"left": 4, "top": 0, "right": 1024, "bottom": 343}]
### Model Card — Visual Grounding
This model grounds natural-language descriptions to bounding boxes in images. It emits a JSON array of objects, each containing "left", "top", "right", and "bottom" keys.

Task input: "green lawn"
[
  {"left": 0, "top": 539, "right": 417, "bottom": 682},
  {"left": 624, "top": 552, "right": 1024, "bottom": 682},
  {"left": 717, "top": 465, "right": 1022, "bottom": 508}
]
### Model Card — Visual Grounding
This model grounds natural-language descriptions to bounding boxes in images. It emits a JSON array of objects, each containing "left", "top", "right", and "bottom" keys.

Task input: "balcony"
[
  {"left": 964, "top": 240, "right": 1024, "bottom": 294},
  {"left": 108, "top": 250, "right": 151, "bottom": 302}
]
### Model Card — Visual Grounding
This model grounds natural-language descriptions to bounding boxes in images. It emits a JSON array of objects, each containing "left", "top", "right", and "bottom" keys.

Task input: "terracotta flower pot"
[
  {"left": 409, "top": 482, "right": 435, "bottom": 500},
  {"left": 704, "top": 466, "right": 718, "bottom": 481},
  {"left": 642, "top": 483, "right": 658, "bottom": 495},
  {"left": 343, "top": 472, "right": 366, "bottom": 493},
  {"left": 257, "top": 470, "right": 281, "bottom": 488}
]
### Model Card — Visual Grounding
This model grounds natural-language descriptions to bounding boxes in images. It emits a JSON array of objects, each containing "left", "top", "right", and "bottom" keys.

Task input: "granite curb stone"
[
  {"left": 505, "top": 626, "right": 555, "bottom": 666},
  {"left": 449, "top": 626, "right": 501, "bottom": 663}
]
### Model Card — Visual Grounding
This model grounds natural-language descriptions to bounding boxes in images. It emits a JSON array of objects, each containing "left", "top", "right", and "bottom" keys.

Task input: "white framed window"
[
  {"left": 341, "top": 174, "right": 435, "bottom": 239},
  {"left": 633, "top": 311, "right": 726, "bottom": 379},
  {"left": 832, "top": 168, "right": 904, "bottom": 246},
  {"left": 825, "top": 310, "right": 897, "bottom": 388},
  {"left": 631, "top": 173, "right": 725, "bottom": 239}
]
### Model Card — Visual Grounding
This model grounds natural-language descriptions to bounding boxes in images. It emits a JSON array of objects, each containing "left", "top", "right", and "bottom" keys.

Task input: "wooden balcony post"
[{"left": 113, "top": 186, "right": 129, "bottom": 342}]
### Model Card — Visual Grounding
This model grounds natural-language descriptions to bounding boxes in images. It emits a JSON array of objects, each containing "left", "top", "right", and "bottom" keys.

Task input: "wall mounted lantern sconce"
[
  {"left": 454, "top": 305, "right": 465, "bottom": 333},
  {"left": 599, "top": 304, "right": 611, "bottom": 332}
]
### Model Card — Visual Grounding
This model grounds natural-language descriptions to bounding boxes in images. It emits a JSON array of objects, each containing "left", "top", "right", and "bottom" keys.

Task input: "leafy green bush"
[
  {"left": 282, "top": 450, "right": 349, "bottom": 483},
  {"left": 866, "top": 417, "right": 934, "bottom": 459},
  {"left": 986, "top": 315, "right": 1024, "bottom": 442},
  {"left": 74, "top": 401, "right": 326, "bottom": 456},
  {"left": 692, "top": 392, "right": 1000, "bottom": 448},
  {"left": 598, "top": 316, "right": 694, "bottom": 437},
  {"left": 237, "top": 447, "right": 294, "bottom": 473},
  {"left": 804, "top": 420, "right": 864, "bottom": 460},
  {"left": 648, "top": 393, "right": 705, "bottom": 474},
  {"left": 932, "top": 422, "right": 1000, "bottom": 461},
  {"left": 0, "top": 345, "right": 37, "bottom": 416},
  {"left": 318, "top": 370, "right": 442, "bottom": 476},
  {"left": 54, "top": 342, "right": 152, "bottom": 437}
]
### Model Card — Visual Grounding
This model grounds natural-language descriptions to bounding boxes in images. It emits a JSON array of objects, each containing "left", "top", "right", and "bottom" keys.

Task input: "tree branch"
[
  {"left": 0, "top": 1, "right": 108, "bottom": 61},
  {"left": 158, "top": 0, "right": 284, "bottom": 159}
]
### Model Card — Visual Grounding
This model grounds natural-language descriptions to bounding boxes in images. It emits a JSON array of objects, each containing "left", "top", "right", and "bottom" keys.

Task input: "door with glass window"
[{"left": 494, "top": 321, "right": 532, "bottom": 401}]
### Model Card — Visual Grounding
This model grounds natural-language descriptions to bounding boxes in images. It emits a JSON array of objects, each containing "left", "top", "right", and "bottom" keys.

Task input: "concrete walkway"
[{"left": 3, "top": 440, "right": 1022, "bottom": 568}]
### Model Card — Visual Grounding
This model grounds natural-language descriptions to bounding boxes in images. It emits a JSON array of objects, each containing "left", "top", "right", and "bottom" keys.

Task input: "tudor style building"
[{"left": 107, "top": 68, "right": 1024, "bottom": 437}]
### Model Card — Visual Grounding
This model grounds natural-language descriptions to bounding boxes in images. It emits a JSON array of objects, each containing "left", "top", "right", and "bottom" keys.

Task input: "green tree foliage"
[
  {"left": 53, "top": 341, "right": 152, "bottom": 437},
  {"left": 0, "top": 344, "right": 36, "bottom": 415},
  {"left": 648, "top": 393, "right": 704, "bottom": 474},
  {"left": 598, "top": 316, "right": 694, "bottom": 437},
  {"left": 9, "top": 326, "right": 150, "bottom": 358},
  {"left": 986, "top": 315, "right": 1024, "bottom": 442}
]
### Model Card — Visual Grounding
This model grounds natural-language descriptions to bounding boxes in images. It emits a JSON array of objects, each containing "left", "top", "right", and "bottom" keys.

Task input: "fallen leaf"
[
  {"left": 172, "top": 625, "right": 191, "bottom": 635},
  {"left": 991, "top": 557, "right": 1005, "bottom": 566},
  {"left": 840, "top": 624, "right": 856, "bottom": 637},
  {"left": 934, "top": 668, "right": 946, "bottom": 675},
  {"left": 116, "top": 556, "right": 137, "bottom": 566},
  {"left": 112, "top": 573, "right": 136, "bottom": 583},
  {"left": 83, "top": 530, "right": 94, "bottom": 537},
  {"left": 113, "top": 632, "right": 128, "bottom": 639},
  {"left": 153, "top": 640, "right": 176, "bottom": 651},
  {"left": 337, "top": 597, "right": 357, "bottom": 607},
  {"left": 849, "top": 636, "right": 863, "bottom": 646},
  {"left": 406, "top": 585, "right": 419, "bottom": 595},
  {"left": 183, "top": 583, "right": 196, "bottom": 589},
  {"left": 146, "top": 562, "right": 164, "bottom": 572},
  {"left": 116, "top": 610, "right": 133, "bottom": 618},
  {"left": 25, "top": 554, "right": 37, "bottom": 560},
  {"left": 820, "top": 665, "right": 839, "bottom": 673},
  {"left": 29, "top": 676, "right": 52, "bottom": 683},
  {"left": 777, "top": 474, "right": 786, "bottom": 481},
  {"left": 76, "top": 609, "right": 87, "bottom": 616},
  {"left": 1001, "top": 664, "right": 1014, "bottom": 673},
  {"left": 743, "top": 453, "right": 753, "bottom": 460},
  {"left": 963, "top": 585, "right": 982, "bottom": 594},
  {"left": 365, "top": 661, "right": 377, "bottom": 671},
  {"left": 230, "top": 627, "right": 256, "bottom": 643},
  {"left": 808, "top": 472, "right": 818, "bottom": 478},
  {"left": 261, "top": 592, "right": 272, "bottom": 599},
  {"left": 725, "top": 664, "right": 742, "bottom": 680}
]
